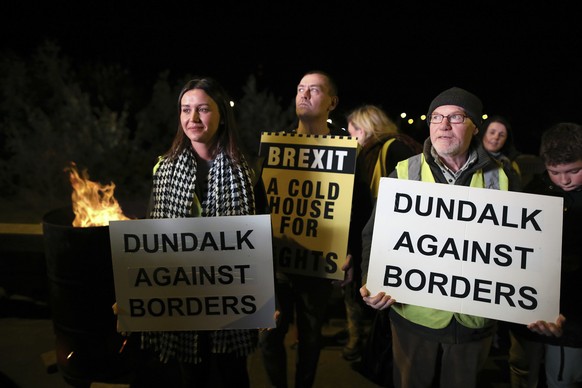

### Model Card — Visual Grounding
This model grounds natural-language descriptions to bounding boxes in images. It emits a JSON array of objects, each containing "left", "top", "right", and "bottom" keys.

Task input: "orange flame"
[{"left": 66, "top": 162, "right": 131, "bottom": 227}]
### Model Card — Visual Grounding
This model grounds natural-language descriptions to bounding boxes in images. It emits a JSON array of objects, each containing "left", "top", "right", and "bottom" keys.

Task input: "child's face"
[{"left": 546, "top": 159, "right": 582, "bottom": 192}]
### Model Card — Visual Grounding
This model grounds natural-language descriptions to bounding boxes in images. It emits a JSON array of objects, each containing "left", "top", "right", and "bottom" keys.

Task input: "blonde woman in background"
[
  {"left": 343, "top": 105, "right": 421, "bottom": 375},
  {"left": 347, "top": 105, "right": 422, "bottom": 199}
]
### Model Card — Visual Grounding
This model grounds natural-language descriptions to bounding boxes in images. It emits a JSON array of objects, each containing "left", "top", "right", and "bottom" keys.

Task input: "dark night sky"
[{"left": 2, "top": 1, "right": 581, "bottom": 153}]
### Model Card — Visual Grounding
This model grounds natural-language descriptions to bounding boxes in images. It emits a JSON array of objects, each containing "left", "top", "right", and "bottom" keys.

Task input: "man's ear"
[{"left": 329, "top": 96, "right": 339, "bottom": 112}]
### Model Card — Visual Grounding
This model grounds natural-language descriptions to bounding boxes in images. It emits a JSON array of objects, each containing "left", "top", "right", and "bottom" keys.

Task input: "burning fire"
[{"left": 66, "top": 162, "right": 131, "bottom": 227}]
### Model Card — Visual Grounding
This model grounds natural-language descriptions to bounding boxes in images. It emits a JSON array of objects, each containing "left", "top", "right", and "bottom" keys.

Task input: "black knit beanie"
[{"left": 427, "top": 87, "right": 483, "bottom": 128}]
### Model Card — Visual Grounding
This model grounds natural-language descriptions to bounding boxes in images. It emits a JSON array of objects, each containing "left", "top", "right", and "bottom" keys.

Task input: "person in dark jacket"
[
  {"left": 507, "top": 122, "right": 582, "bottom": 388},
  {"left": 479, "top": 114, "right": 523, "bottom": 191},
  {"left": 344, "top": 104, "right": 421, "bottom": 362},
  {"left": 259, "top": 70, "right": 373, "bottom": 388}
]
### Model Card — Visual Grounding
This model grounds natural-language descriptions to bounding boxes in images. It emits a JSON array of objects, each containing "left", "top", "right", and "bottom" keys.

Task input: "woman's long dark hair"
[
  {"left": 163, "top": 77, "right": 244, "bottom": 162},
  {"left": 480, "top": 114, "right": 520, "bottom": 160}
]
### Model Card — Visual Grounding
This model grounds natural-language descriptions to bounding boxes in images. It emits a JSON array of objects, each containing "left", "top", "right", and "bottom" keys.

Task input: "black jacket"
[{"left": 510, "top": 172, "right": 582, "bottom": 347}]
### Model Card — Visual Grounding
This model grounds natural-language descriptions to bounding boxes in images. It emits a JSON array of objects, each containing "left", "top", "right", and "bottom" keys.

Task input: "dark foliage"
[{"left": 0, "top": 41, "right": 293, "bottom": 218}]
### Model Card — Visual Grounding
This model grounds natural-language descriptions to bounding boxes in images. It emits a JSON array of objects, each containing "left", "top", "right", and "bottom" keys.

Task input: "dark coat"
[{"left": 511, "top": 172, "right": 582, "bottom": 347}]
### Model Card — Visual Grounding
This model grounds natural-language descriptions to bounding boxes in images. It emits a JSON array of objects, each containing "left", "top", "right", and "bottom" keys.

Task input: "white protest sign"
[
  {"left": 366, "top": 178, "right": 563, "bottom": 325},
  {"left": 109, "top": 214, "right": 275, "bottom": 332}
]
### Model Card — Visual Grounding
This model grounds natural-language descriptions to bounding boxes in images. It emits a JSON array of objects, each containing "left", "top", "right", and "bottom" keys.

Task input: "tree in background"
[
  {"left": 235, "top": 74, "right": 295, "bottom": 157},
  {"left": 0, "top": 41, "right": 294, "bottom": 218},
  {"left": 0, "top": 41, "right": 136, "bottom": 213}
]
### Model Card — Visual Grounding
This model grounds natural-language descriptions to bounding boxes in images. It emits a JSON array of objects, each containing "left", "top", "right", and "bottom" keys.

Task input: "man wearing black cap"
[{"left": 359, "top": 87, "right": 519, "bottom": 387}]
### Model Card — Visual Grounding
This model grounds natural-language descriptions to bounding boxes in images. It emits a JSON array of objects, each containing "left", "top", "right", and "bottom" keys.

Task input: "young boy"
[{"left": 508, "top": 122, "right": 582, "bottom": 388}]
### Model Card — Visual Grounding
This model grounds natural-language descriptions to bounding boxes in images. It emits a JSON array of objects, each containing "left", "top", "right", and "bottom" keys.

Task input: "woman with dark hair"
[
  {"left": 134, "top": 76, "right": 267, "bottom": 387},
  {"left": 479, "top": 115, "right": 523, "bottom": 190}
]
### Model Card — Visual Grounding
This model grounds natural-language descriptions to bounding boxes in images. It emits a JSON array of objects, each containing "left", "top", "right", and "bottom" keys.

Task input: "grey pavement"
[
  {"left": 0, "top": 307, "right": 380, "bottom": 388},
  {"left": 0, "top": 293, "right": 511, "bottom": 388}
]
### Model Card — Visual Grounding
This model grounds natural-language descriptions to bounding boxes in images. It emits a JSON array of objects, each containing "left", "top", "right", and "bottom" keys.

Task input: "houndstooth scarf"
[{"left": 142, "top": 146, "right": 258, "bottom": 363}]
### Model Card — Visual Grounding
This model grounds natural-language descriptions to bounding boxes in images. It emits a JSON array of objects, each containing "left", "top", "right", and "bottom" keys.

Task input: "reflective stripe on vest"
[{"left": 395, "top": 154, "right": 509, "bottom": 190}]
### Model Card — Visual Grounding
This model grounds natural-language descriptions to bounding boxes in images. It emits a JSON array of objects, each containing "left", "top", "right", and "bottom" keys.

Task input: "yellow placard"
[{"left": 259, "top": 132, "right": 358, "bottom": 280}]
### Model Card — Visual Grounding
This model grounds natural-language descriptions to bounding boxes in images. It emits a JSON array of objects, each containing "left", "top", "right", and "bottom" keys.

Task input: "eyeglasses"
[{"left": 429, "top": 114, "right": 468, "bottom": 124}]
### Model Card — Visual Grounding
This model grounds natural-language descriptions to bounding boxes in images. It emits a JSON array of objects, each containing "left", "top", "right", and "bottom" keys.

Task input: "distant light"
[
  {"left": 407, "top": 118, "right": 414, "bottom": 125},
  {"left": 420, "top": 114, "right": 427, "bottom": 121},
  {"left": 482, "top": 114, "right": 488, "bottom": 120},
  {"left": 327, "top": 119, "right": 332, "bottom": 124},
  {"left": 230, "top": 101, "right": 235, "bottom": 107},
  {"left": 400, "top": 112, "right": 407, "bottom": 119}
]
